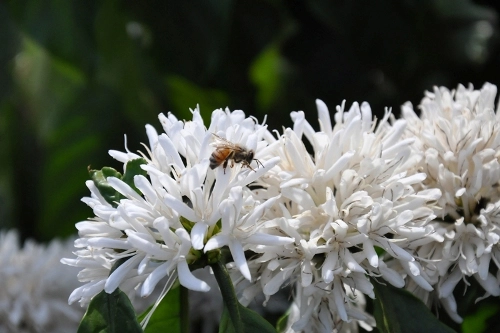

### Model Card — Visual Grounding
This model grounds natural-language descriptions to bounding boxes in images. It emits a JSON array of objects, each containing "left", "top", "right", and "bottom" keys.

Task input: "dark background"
[
  {"left": 2, "top": 0, "right": 499, "bottom": 241},
  {"left": 1, "top": 1, "right": 500, "bottom": 331}
]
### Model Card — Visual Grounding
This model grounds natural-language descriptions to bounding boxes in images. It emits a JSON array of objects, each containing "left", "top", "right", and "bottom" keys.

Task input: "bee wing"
[
  {"left": 211, "top": 133, "right": 232, "bottom": 144},
  {"left": 211, "top": 133, "right": 245, "bottom": 151}
]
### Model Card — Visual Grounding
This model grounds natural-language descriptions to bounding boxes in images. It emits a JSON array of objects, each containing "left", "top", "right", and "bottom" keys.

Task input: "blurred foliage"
[
  {"left": 462, "top": 302, "right": 500, "bottom": 333},
  {"left": 1, "top": 1, "right": 500, "bottom": 330}
]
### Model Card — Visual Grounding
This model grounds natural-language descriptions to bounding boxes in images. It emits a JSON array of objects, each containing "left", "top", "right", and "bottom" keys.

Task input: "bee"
[{"left": 209, "top": 134, "right": 263, "bottom": 173}]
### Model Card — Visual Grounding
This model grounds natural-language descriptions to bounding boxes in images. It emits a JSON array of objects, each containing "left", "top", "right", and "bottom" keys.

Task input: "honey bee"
[{"left": 209, "top": 134, "right": 263, "bottom": 173}]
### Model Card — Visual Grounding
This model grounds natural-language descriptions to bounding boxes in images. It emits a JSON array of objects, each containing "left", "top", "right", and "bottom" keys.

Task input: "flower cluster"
[
  {"left": 0, "top": 230, "right": 83, "bottom": 333},
  {"left": 63, "top": 82, "right": 500, "bottom": 332},
  {"left": 231, "top": 100, "right": 440, "bottom": 332},
  {"left": 62, "top": 107, "right": 286, "bottom": 307},
  {"left": 400, "top": 83, "right": 500, "bottom": 322}
]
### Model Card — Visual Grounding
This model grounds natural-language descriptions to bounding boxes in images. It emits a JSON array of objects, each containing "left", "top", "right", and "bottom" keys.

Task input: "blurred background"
[{"left": 0, "top": 0, "right": 499, "bottom": 244}]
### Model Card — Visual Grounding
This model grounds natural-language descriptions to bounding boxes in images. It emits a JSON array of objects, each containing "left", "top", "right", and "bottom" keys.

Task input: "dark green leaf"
[
  {"left": 137, "top": 286, "right": 182, "bottom": 333},
  {"left": 89, "top": 158, "right": 147, "bottom": 207},
  {"left": 89, "top": 166, "right": 123, "bottom": 207},
  {"left": 219, "top": 303, "right": 277, "bottom": 333},
  {"left": 219, "top": 306, "right": 235, "bottom": 333},
  {"left": 77, "top": 289, "right": 143, "bottom": 333},
  {"left": 238, "top": 303, "right": 277, "bottom": 333},
  {"left": 373, "top": 281, "right": 456, "bottom": 333},
  {"left": 121, "top": 158, "right": 148, "bottom": 194}
]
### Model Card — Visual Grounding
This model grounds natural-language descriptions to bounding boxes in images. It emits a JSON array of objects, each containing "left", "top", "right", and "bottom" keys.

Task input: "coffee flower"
[
  {"left": 233, "top": 100, "right": 441, "bottom": 331},
  {"left": 62, "top": 106, "right": 284, "bottom": 309},
  {"left": 401, "top": 83, "right": 500, "bottom": 322}
]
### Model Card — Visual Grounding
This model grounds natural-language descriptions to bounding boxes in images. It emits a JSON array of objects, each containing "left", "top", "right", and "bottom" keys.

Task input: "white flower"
[
  {"left": 62, "top": 106, "right": 283, "bottom": 314},
  {"left": 401, "top": 82, "right": 500, "bottom": 322},
  {"left": 233, "top": 99, "right": 440, "bottom": 331},
  {"left": 285, "top": 282, "right": 375, "bottom": 333},
  {"left": 0, "top": 230, "right": 83, "bottom": 333}
]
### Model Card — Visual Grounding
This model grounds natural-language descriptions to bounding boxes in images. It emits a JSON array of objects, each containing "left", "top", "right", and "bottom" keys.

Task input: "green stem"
[
  {"left": 180, "top": 286, "right": 189, "bottom": 333},
  {"left": 211, "top": 261, "right": 244, "bottom": 333}
]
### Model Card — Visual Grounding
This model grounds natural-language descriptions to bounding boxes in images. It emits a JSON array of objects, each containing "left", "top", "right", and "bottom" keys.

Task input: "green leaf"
[
  {"left": 219, "top": 303, "right": 277, "bottom": 333},
  {"left": 373, "top": 281, "right": 456, "bottom": 333},
  {"left": 137, "top": 286, "right": 182, "bottom": 333},
  {"left": 77, "top": 289, "right": 143, "bottom": 333},
  {"left": 89, "top": 166, "right": 123, "bottom": 207},
  {"left": 218, "top": 307, "right": 234, "bottom": 333},
  {"left": 89, "top": 158, "right": 148, "bottom": 207},
  {"left": 121, "top": 158, "right": 148, "bottom": 194}
]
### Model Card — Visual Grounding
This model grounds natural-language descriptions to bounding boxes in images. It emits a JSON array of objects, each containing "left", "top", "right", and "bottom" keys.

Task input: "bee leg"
[
  {"left": 247, "top": 162, "right": 255, "bottom": 171},
  {"left": 223, "top": 159, "right": 228, "bottom": 174}
]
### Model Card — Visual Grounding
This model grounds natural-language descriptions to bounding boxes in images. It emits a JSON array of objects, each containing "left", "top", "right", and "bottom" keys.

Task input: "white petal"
[
  {"left": 301, "top": 261, "right": 313, "bottom": 287},
  {"left": 440, "top": 294, "right": 463, "bottom": 324},
  {"left": 243, "top": 195, "right": 281, "bottom": 227},
  {"left": 126, "top": 230, "right": 170, "bottom": 259},
  {"left": 374, "top": 237, "right": 414, "bottom": 262},
  {"left": 379, "top": 262, "right": 405, "bottom": 288},
  {"left": 204, "top": 234, "right": 229, "bottom": 251},
  {"left": 229, "top": 240, "right": 251, "bottom": 281},
  {"left": 145, "top": 124, "right": 159, "bottom": 150},
  {"left": 104, "top": 255, "right": 143, "bottom": 293},
  {"left": 322, "top": 252, "right": 339, "bottom": 283},
  {"left": 175, "top": 228, "right": 193, "bottom": 255},
  {"left": 324, "top": 150, "right": 355, "bottom": 182},
  {"left": 141, "top": 262, "right": 169, "bottom": 297},
  {"left": 163, "top": 193, "right": 199, "bottom": 223},
  {"left": 439, "top": 268, "right": 462, "bottom": 298},
  {"left": 177, "top": 260, "right": 210, "bottom": 292},
  {"left": 191, "top": 222, "right": 208, "bottom": 250},
  {"left": 107, "top": 177, "right": 143, "bottom": 201},
  {"left": 86, "top": 237, "right": 131, "bottom": 250},
  {"left": 76, "top": 221, "right": 122, "bottom": 237},
  {"left": 478, "top": 253, "right": 491, "bottom": 280},
  {"left": 333, "top": 278, "right": 348, "bottom": 321},
  {"left": 341, "top": 249, "right": 366, "bottom": 274},
  {"left": 245, "top": 233, "right": 294, "bottom": 246},
  {"left": 108, "top": 150, "right": 140, "bottom": 163},
  {"left": 134, "top": 175, "right": 158, "bottom": 203},
  {"left": 363, "top": 239, "right": 379, "bottom": 268},
  {"left": 455, "top": 188, "right": 466, "bottom": 197},
  {"left": 158, "top": 134, "right": 185, "bottom": 170},
  {"left": 316, "top": 99, "right": 333, "bottom": 137},
  {"left": 474, "top": 272, "right": 500, "bottom": 296}
]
